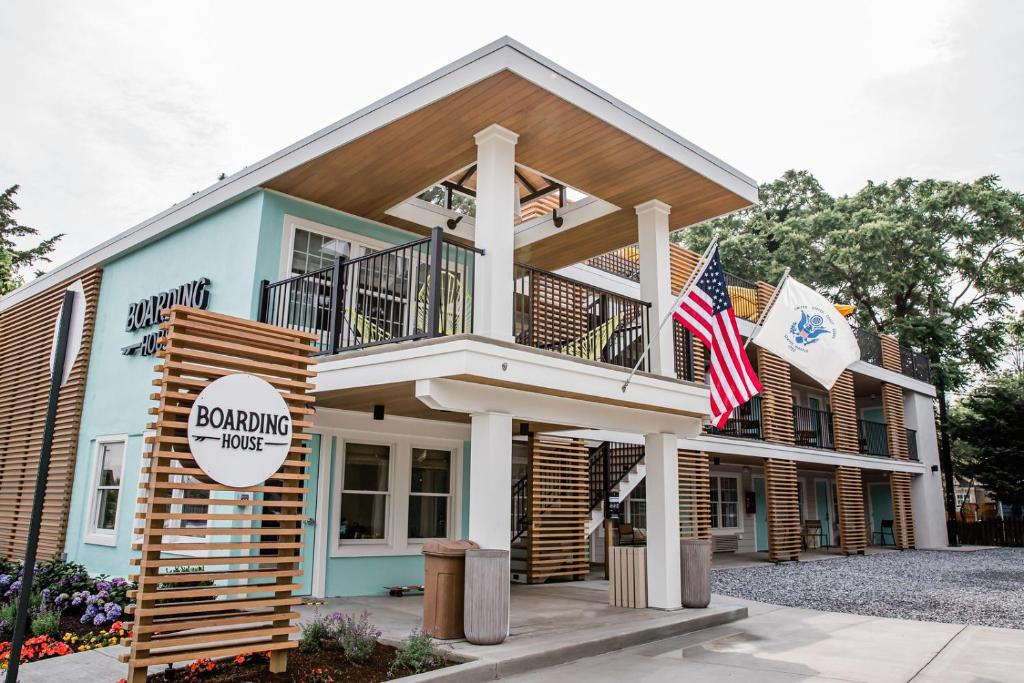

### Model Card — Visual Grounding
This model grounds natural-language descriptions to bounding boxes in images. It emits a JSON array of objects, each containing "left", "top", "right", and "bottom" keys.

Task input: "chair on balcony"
[
  {"left": 873, "top": 520, "right": 896, "bottom": 547},
  {"left": 415, "top": 270, "right": 470, "bottom": 336},
  {"left": 344, "top": 309, "right": 392, "bottom": 345},
  {"left": 616, "top": 522, "right": 647, "bottom": 546},
  {"left": 559, "top": 312, "right": 625, "bottom": 362}
]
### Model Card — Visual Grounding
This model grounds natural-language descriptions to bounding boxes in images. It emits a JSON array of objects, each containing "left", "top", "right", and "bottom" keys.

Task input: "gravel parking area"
[{"left": 711, "top": 548, "right": 1024, "bottom": 629}]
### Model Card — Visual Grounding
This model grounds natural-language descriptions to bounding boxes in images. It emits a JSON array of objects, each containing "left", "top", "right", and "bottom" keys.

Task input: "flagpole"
[
  {"left": 743, "top": 267, "right": 791, "bottom": 349},
  {"left": 621, "top": 237, "right": 718, "bottom": 392}
]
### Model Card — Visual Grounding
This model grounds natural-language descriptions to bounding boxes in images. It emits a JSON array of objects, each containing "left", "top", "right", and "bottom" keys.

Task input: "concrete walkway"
[{"left": 503, "top": 598, "right": 1024, "bottom": 682}]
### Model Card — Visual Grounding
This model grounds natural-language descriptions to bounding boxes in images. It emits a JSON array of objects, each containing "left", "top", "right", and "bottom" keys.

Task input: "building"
[{"left": 0, "top": 38, "right": 947, "bottom": 612}]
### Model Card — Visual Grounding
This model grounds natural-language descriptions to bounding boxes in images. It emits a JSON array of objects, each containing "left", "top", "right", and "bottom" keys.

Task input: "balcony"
[
  {"left": 705, "top": 395, "right": 763, "bottom": 440},
  {"left": 855, "top": 327, "right": 884, "bottom": 367},
  {"left": 723, "top": 271, "right": 759, "bottom": 322},
  {"left": 906, "top": 428, "right": 919, "bottom": 461},
  {"left": 584, "top": 249, "right": 640, "bottom": 282},
  {"left": 858, "top": 419, "right": 889, "bottom": 457},
  {"left": 900, "top": 346, "right": 931, "bottom": 382},
  {"left": 259, "top": 229, "right": 653, "bottom": 373},
  {"left": 792, "top": 405, "right": 835, "bottom": 450}
]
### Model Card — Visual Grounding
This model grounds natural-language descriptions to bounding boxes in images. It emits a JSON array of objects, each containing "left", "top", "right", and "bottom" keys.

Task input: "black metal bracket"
[
  {"left": 552, "top": 208, "right": 564, "bottom": 228},
  {"left": 446, "top": 215, "right": 464, "bottom": 231}
]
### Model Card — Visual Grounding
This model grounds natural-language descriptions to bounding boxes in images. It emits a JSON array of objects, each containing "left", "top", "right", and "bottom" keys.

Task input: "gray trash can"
[
  {"left": 680, "top": 538, "right": 712, "bottom": 608},
  {"left": 463, "top": 548, "right": 510, "bottom": 645}
]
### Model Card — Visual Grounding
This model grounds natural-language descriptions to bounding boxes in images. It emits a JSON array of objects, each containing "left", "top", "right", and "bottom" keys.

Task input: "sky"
[{"left": 2, "top": 0, "right": 1023, "bottom": 276}]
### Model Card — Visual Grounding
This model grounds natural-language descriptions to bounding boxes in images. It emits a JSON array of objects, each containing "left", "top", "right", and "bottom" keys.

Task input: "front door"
[
  {"left": 754, "top": 477, "right": 768, "bottom": 552},
  {"left": 297, "top": 433, "right": 323, "bottom": 595},
  {"left": 868, "top": 482, "right": 894, "bottom": 545},
  {"left": 815, "top": 479, "right": 833, "bottom": 546}
]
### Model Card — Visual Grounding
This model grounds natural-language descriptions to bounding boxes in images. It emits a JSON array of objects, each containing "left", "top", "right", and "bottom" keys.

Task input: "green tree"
[
  {"left": 676, "top": 172, "right": 1024, "bottom": 389},
  {"left": 0, "top": 185, "right": 63, "bottom": 295},
  {"left": 950, "top": 374, "right": 1024, "bottom": 515}
]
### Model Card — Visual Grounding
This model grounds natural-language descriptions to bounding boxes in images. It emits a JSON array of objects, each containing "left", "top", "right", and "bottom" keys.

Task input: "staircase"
[{"left": 511, "top": 439, "right": 646, "bottom": 584}]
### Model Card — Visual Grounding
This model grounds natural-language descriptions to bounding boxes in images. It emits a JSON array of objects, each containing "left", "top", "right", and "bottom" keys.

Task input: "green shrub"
[
  {"left": 0, "top": 601, "right": 18, "bottom": 631},
  {"left": 391, "top": 627, "right": 442, "bottom": 675},
  {"left": 333, "top": 611, "right": 381, "bottom": 664},
  {"left": 31, "top": 608, "right": 61, "bottom": 637},
  {"left": 299, "top": 609, "right": 332, "bottom": 653}
]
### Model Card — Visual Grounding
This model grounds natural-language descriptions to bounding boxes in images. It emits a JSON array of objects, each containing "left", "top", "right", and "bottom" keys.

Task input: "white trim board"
[{"left": 1, "top": 37, "right": 756, "bottom": 311}]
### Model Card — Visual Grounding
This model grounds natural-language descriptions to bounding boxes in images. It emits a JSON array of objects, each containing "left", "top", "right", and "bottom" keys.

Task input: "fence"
[{"left": 954, "top": 519, "right": 1024, "bottom": 547}]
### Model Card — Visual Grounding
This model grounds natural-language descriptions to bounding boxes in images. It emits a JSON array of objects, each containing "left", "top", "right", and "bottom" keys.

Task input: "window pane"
[
  {"left": 343, "top": 443, "right": 390, "bottom": 491},
  {"left": 408, "top": 495, "right": 447, "bottom": 539},
  {"left": 721, "top": 502, "right": 738, "bottom": 528},
  {"left": 720, "top": 478, "right": 738, "bottom": 503},
  {"left": 411, "top": 449, "right": 450, "bottom": 494},
  {"left": 99, "top": 442, "right": 124, "bottom": 487},
  {"left": 710, "top": 501, "right": 719, "bottom": 528},
  {"left": 709, "top": 477, "right": 720, "bottom": 503},
  {"left": 339, "top": 493, "right": 387, "bottom": 540},
  {"left": 95, "top": 489, "right": 119, "bottom": 530},
  {"left": 628, "top": 500, "right": 647, "bottom": 529}
]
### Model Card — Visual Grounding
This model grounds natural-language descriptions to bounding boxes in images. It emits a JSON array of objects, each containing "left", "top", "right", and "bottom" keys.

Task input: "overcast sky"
[{"left": 3, "top": 0, "right": 1022, "bottom": 276}]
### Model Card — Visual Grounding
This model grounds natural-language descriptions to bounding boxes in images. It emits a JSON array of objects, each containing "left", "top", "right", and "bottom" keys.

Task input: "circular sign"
[{"left": 187, "top": 373, "right": 292, "bottom": 488}]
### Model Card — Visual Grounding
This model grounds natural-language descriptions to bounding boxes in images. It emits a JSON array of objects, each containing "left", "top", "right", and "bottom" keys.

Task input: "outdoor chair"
[
  {"left": 616, "top": 523, "right": 647, "bottom": 546},
  {"left": 415, "top": 270, "right": 470, "bottom": 336},
  {"left": 559, "top": 312, "right": 626, "bottom": 361},
  {"left": 873, "top": 519, "right": 896, "bottom": 546},
  {"left": 802, "top": 519, "right": 828, "bottom": 550}
]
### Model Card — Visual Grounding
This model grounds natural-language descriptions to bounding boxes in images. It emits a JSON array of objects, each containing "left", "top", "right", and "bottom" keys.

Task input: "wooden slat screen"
[
  {"left": 528, "top": 271, "right": 588, "bottom": 348},
  {"left": 879, "top": 334, "right": 901, "bottom": 374},
  {"left": 836, "top": 466, "right": 867, "bottom": 555},
  {"left": 0, "top": 268, "right": 102, "bottom": 560},
  {"left": 881, "top": 383, "right": 908, "bottom": 460},
  {"left": 754, "top": 283, "right": 795, "bottom": 444},
  {"left": 890, "top": 472, "right": 915, "bottom": 549},
  {"left": 526, "top": 435, "right": 589, "bottom": 583},
  {"left": 677, "top": 450, "right": 710, "bottom": 540},
  {"left": 123, "top": 306, "right": 318, "bottom": 681},
  {"left": 669, "top": 244, "right": 705, "bottom": 381},
  {"left": 764, "top": 459, "right": 801, "bottom": 562},
  {"left": 829, "top": 370, "right": 860, "bottom": 454}
]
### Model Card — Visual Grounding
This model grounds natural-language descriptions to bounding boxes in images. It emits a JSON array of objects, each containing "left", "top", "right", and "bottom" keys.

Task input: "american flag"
[{"left": 672, "top": 247, "right": 762, "bottom": 428}]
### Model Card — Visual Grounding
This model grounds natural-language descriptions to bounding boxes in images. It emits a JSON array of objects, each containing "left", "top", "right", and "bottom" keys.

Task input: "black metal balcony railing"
[
  {"left": 673, "top": 320, "right": 695, "bottom": 382},
  {"left": 858, "top": 419, "right": 889, "bottom": 457},
  {"left": 511, "top": 475, "right": 528, "bottom": 543},
  {"left": 906, "top": 428, "right": 919, "bottom": 461},
  {"left": 854, "top": 328, "right": 884, "bottom": 367},
  {"left": 723, "top": 271, "right": 759, "bottom": 322},
  {"left": 584, "top": 250, "right": 640, "bottom": 282},
  {"left": 792, "top": 405, "right": 836, "bottom": 450},
  {"left": 513, "top": 263, "right": 651, "bottom": 371},
  {"left": 705, "top": 395, "right": 763, "bottom": 440},
  {"left": 259, "top": 227, "right": 480, "bottom": 355},
  {"left": 900, "top": 346, "right": 931, "bottom": 382}
]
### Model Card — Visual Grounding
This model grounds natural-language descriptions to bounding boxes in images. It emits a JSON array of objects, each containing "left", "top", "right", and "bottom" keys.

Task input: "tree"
[
  {"left": 950, "top": 374, "right": 1024, "bottom": 515},
  {"left": 676, "top": 172, "right": 1024, "bottom": 389},
  {"left": 0, "top": 185, "right": 63, "bottom": 295}
]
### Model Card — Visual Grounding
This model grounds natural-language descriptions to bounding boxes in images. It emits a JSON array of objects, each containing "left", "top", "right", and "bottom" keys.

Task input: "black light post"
[{"left": 6, "top": 290, "right": 76, "bottom": 683}]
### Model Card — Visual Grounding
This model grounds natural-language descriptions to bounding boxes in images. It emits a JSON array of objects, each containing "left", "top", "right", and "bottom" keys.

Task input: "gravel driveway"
[{"left": 711, "top": 548, "right": 1024, "bottom": 629}]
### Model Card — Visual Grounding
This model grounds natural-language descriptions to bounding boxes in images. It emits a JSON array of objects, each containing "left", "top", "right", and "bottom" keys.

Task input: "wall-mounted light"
[
  {"left": 713, "top": 457, "right": 721, "bottom": 466},
  {"left": 931, "top": 465, "right": 940, "bottom": 473},
  {"left": 373, "top": 405, "right": 385, "bottom": 421},
  {"left": 519, "top": 422, "right": 530, "bottom": 436}
]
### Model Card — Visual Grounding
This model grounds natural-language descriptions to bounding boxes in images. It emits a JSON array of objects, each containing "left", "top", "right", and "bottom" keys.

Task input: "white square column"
[
  {"left": 472, "top": 124, "right": 519, "bottom": 342},
  {"left": 636, "top": 200, "right": 674, "bottom": 376},
  {"left": 644, "top": 432, "right": 682, "bottom": 610},
  {"left": 467, "top": 411, "right": 514, "bottom": 550}
]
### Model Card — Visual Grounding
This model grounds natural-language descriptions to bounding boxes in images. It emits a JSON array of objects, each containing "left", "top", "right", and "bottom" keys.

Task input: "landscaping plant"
[
  {"left": 332, "top": 610, "right": 382, "bottom": 664},
  {"left": 390, "top": 627, "right": 442, "bottom": 675},
  {"left": 298, "top": 608, "right": 332, "bottom": 653}
]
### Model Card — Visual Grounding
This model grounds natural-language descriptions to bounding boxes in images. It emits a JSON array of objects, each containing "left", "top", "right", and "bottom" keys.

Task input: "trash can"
[
  {"left": 680, "top": 538, "right": 712, "bottom": 608},
  {"left": 422, "top": 540, "right": 479, "bottom": 639},
  {"left": 464, "top": 549, "right": 510, "bottom": 645}
]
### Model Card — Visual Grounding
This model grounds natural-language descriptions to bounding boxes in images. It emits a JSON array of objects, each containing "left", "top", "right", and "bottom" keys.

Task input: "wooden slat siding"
[
  {"left": 677, "top": 450, "right": 711, "bottom": 540},
  {"left": 0, "top": 268, "right": 102, "bottom": 560},
  {"left": 829, "top": 370, "right": 860, "bottom": 454},
  {"left": 669, "top": 244, "right": 706, "bottom": 381},
  {"left": 526, "top": 435, "right": 589, "bottom": 583},
  {"left": 890, "top": 472, "right": 916, "bottom": 550},
  {"left": 528, "top": 271, "right": 587, "bottom": 348},
  {"left": 881, "top": 383, "right": 908, "bottom": 460},
  {"left": 764, "top": 459, "right": 801, "bottom": 562},
  {"left": 879, "top": 334, "right": 901, "bottom": 374},
  {"left": 123, "top": 306, "right": 317, "bottom": 682},
  {"left": 754, "top": 282, "right": 794, "bottom": 444},
  {"left": 835, "top": 466, "right": 867, "bottom": 555}
]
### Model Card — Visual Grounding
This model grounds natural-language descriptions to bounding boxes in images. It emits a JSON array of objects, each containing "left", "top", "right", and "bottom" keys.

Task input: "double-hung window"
[
  {"left": 709, "top": 475, "right": 739, "bottom": 530},
  {"left": 339, "top": 442, "right": 391, "bottom": 542},
  {"left": 408, "top": 448, "right": 452, "bottom": 540},
  {"left": 627, "top": 479, "right": 647, "bottom": 530},
  {"left": 86, "top": 438, "right": 126, "bottom": 545}
]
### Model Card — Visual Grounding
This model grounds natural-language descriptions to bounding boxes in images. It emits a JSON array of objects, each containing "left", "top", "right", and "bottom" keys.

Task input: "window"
[
  {"left": 408, "top": 448, "right": 452, "bottom": 540},
  {"left": 709, "top": 475, "right": 739, "bottom": 529},
  {"left": 291, "top": 227, "right": 352, "bottom": 276},
  {"left": 86, "top": 438, "right": 126, "bottom": 544},
  {"left": 627, "top": 479, "right": 647, "bottom": 530},
  {"left": 167, "top": 476, "right": 211, "bottom": 529},
  {"left": 339, "top": 442, "right": 391, "bottom": 541}
]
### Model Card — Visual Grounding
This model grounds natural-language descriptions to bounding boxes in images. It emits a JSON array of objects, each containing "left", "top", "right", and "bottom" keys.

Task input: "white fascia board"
[
  {"left": 385, "top": 197, "right": 476, "bottom": 242},
  {"left": 557, "top": 264, "right": 641, "bottom": 299},
  {"left": 512, "top": 197, "right": 620, "bottom": 250},
  {"left": 2, "top": 37, "right": 756, "bottom": 310},
  {"left": 849, "top": 360, "right": 936, "bottom": 397},
  {"left": 313, "top": 407, "right": 471, "bottom": 440},
  {"left": 416, "top": 378, "right": 703, "bottom": 436},
  {"left": 313, "top": 337, "right": 710, "bottom": 417}
]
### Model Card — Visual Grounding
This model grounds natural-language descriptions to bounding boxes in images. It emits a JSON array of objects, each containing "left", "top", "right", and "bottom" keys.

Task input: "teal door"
[
  {"left": 297, "top": 433, "right": 323, "bottom": 595},
  {"left": 754, "top": 478, "right": 768, "bottom": 551},
  {"left": 815, "top": 480, "right": 832, "bottom": 546},
  {"left": 869, "top": 483, "right": 893, "bottom": 544}
]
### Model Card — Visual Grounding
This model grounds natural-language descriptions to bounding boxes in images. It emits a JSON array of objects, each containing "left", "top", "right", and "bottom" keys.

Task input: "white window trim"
[
  {"left": 709, "top": 472, "right": 743, "bottom": 534},
  {"left": 279, "top": 214, "right": 395, "bottom": 279},
  {"left": 329, "top": 425, "right": 463, "bottom": 558},
  {"left": 406, "top": 445, "right": 459, "bottom": 543},
  {"left": 83, "top": 434, "right": 129, "bottom": 547}
]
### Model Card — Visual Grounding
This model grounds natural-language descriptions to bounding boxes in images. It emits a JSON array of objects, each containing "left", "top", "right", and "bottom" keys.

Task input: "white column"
[
  {"left": 472, "top": 124, "right": 518, "bottom": 342},
  {"left": 905, "top": 392, "right": 948, "bottom": 548},
  {"left": 467, "top": 411, "right": 513, "bottom": 550},
  {"left": 636, "top": 200, "right": 674, "bottom": 376},
  {"left": 644, "top": 432, "right": 682, "bottom": 610}
]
